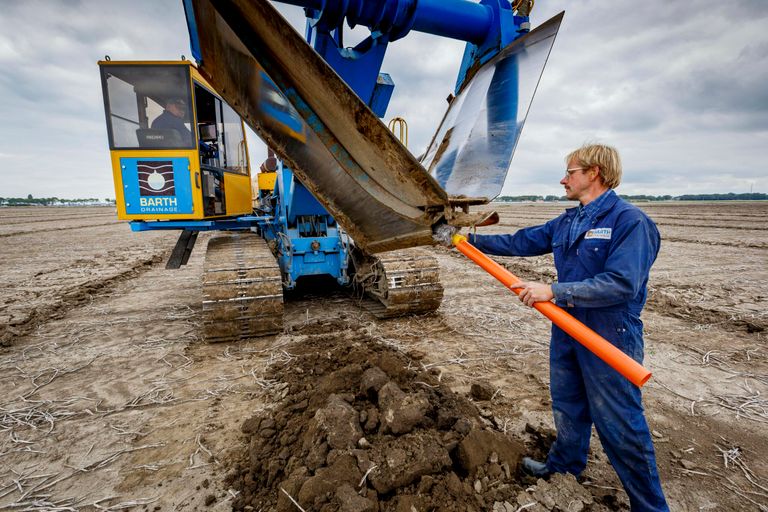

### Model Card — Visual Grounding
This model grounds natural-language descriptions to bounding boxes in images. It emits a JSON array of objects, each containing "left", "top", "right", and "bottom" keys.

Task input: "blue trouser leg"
[
  {"left": 576, "top": 321, "right": 669, "bottom": 512},
  {"left": 545, "top": 334, "right": 593, "bottom": 474}
]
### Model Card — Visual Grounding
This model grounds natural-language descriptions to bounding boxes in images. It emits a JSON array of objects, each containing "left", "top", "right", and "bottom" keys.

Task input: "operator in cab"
[
  {"left": 152, "top": 97, "right": 192, "bottom": 137},
  {"left": 152, "top": 97, "right": 216, "bottom": 159}
]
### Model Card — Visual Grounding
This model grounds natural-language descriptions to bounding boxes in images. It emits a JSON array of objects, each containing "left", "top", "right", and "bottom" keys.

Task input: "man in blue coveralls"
[{"left": 462, "top": 144, "right": 667, "bottom": 511}]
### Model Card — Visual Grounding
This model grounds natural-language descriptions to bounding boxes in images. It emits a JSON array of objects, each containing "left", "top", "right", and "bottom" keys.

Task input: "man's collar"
[
  {"left": 564, "top": 190, "right": 619, "bottom": 218},
  {"left": 579, "top": 189, "right": 616, "bottom": 218}
]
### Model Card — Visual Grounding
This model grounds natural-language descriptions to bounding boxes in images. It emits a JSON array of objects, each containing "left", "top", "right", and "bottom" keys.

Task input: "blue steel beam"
[{"left": 129, "top": 217, "right": 270, "bottom": 232}]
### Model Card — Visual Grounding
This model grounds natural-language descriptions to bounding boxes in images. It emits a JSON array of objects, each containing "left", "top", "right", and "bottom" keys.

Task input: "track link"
[
  {"left": 202, "top": 232, "right": 283, "bottom": 342},
  {"left": 357, "top": 248, "right": 443, "bottom": 318}
]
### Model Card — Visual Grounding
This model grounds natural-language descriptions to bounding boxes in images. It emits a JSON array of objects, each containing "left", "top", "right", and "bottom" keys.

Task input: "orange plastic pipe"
[{"left": 452, "top": 234, "right": 651, "bottom": 387}]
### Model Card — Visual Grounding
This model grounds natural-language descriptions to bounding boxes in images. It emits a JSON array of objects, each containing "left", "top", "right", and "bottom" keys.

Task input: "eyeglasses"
[{"left": 563, "top": 167, "right": 587, "bottom": 178}]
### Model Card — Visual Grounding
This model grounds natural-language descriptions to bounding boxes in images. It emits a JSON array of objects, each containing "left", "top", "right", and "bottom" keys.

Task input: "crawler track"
[
  {"left": 202, "top": 232, "right": 283, "bottom": 342},
  {"left": 357, "top": 249, "right": 444, "bottom": 318}
]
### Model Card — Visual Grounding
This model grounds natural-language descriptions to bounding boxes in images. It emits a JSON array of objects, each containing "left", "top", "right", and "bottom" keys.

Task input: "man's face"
[
  {"left": 560, "top": 157, "right": 594, "bottom": 201},
  {"left": 167, "top": 101, "right": 186, "bottom": 118}
]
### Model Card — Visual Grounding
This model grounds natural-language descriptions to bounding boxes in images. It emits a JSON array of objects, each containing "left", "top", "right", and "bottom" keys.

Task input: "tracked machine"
[{"left": 98, "top": 0, "right": 562, "bottom": 341}]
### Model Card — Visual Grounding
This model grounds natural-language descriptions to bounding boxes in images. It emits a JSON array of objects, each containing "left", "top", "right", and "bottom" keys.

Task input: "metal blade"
[
  {"left": 187, "top": 0, "right": 450, "bottom": 253},
  {"left": 422, "top": 12, "right": 563, "bottom": 199}
]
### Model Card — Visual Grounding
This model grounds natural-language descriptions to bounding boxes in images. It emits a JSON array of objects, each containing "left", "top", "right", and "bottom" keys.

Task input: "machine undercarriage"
[
  {"left": 201, "top": 232, "right": 444, "bottom": 342},
  {"left": 352, "top": 248, "right": 444, "bottom": 320}
]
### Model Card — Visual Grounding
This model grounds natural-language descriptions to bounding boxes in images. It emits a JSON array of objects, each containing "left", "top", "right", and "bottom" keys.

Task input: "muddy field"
[{"left": 0, "top": 202, "right": 766, "bottom": 511}]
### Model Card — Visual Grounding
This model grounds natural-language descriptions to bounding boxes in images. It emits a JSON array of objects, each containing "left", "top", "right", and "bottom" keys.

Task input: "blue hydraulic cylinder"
[
  {"left": 410, "top": 0, "right": 491, "bottom": 45},
  {"left": 280, "top": 0, "right": 493, "bottom": 44},
  {"left": 276, "top": 0, "right": 527, "bottom": 94}
]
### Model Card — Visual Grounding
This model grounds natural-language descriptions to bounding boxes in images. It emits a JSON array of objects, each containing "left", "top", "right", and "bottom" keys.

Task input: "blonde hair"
[{"left": 566, "top": 144, "right": 622, "bottom": 189}]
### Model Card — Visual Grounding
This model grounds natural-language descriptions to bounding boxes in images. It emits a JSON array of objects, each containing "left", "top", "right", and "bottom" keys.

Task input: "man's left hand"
[
  {"left": 432, "top": 223, "right": 458, "bottom": 247},
  {"left": 510, "top": 281, "right": 554, "bottom": 307}
]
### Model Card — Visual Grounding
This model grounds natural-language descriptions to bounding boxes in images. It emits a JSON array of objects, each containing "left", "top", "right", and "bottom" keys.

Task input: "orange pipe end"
[{"left": 453, "top": 236, "right": 651, "bottom": 388}]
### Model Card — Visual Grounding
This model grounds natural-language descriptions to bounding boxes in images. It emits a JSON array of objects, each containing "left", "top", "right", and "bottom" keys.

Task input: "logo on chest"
[{"left": 584, "top": 227, "right": 612, "bottom": 240}]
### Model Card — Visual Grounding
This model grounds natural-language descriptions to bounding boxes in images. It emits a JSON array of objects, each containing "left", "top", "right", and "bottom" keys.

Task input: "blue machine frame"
[{"left": 138, "top": 0, "right": 532, "bottom": 289}]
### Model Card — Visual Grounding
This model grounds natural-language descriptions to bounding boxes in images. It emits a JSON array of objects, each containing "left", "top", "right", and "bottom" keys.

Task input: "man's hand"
[
  {"left": 432, "top": 223, "right": 458, "bottom": 247},
  {"left": 510, "top": 281, "right": 554, "bottom": 307}
]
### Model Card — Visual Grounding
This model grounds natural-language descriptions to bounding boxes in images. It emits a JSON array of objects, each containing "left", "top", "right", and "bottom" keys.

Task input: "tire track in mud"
[
  {"left": 0, "top": 214, "right": 116, "bottom": 225},
  {"left": 0, "top": 222, "right": 123, "bottom": 238},
  {"left": 655, "top": 222, "right": 767, "bottom": 231},
  {"left": 645, "top": 290, "right": 766, "bottom": 333},
  {"left": 647, "top": 214, "right": 767, "bottom": 222},
  {"left": 662, "top": 236, "right": 766, "bottom": 250},
  {"left": 0, "top": 251, "right": 169, "bottom": 347},
  {"left": 480, "top": 226, "right": 766, "bottom": 249},
  {"left": 448, "top": 251, "right": 765, "bottom": 334},
  {"left": 488, "top": 218, "right": 765, "bottom": 231}
]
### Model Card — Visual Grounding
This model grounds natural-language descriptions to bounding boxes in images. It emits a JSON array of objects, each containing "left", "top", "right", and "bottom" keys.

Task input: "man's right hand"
[{"left": 510, "top": 281, "right": 554, "bottom": 307}]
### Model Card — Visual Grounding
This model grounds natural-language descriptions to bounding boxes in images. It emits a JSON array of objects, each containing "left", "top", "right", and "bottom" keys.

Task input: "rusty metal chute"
[{"left": 187, "top": 0, "right": 450, "bottom": 253}]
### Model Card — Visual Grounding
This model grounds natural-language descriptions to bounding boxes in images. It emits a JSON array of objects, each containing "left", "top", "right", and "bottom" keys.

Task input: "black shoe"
[{"left": 522, "top": 457, "right": 551, "bottom": 478}]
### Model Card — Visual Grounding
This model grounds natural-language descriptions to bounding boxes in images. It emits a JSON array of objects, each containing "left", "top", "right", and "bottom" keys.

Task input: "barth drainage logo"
[
  {"left": 584, "top": 227, "right": 612, "bottom": 240},
  {"left": 138, "top": 161, "right": 175, "bottom": 196}
]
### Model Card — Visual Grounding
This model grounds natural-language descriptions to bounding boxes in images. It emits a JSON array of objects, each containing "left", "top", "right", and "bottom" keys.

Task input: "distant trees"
[
  {"left": 0, "top": 197, "right": 109, "bottom": 206},
  {"left": 618, "top": 194, "right": 673, "bottom": 202},
  {"left": 496, "top": 195, "right": 547, "bottom": 202},
  {"left": 493, "top": 193, "right": 766, "bottom": 203},
  {"left": 496, "top": 195, "right": 566, "bottom": 202},
  {"left": 677, "top": 193, "right": 768, "bottom": 201}
]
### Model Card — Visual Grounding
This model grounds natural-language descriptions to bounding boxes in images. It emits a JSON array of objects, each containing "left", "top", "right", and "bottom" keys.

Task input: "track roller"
[{"left": 355, "top": 248, "right": 443, "bottom": 318}]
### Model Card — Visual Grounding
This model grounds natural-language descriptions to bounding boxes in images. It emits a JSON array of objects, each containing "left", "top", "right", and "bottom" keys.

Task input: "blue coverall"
[{"left": 468, "top": 190, "right": 668, "bottom": 511}]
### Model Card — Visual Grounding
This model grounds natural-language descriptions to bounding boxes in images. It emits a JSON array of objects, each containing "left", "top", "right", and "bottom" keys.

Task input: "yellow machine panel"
[
  {"left": 99, "top": 60, "right": 252, "bottom": 221},
  {"left": 222, "top": 172, "right": 254, "bottom": 214},
  {"left": 258, "top": 172, "right": 277, "bottom": 191}
]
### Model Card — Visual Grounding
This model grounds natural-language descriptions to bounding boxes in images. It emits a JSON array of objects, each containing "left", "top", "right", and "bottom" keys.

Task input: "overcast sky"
[{"left": 0, "top": 0, "right": 766, "bottom": 199}]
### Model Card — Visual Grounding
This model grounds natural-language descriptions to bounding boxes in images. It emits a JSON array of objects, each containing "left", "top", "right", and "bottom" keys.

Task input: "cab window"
[
  {"left": 100, "top": 65, "right": 195, "bottom": 150},
  {"left": 221, "top": 102, "right": 248, "bottom": 175}
]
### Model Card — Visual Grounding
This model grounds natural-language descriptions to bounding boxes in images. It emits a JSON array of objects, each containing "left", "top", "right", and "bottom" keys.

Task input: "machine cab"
[{"left": 98, "top": 60, "right": 252, "bottom": 220}]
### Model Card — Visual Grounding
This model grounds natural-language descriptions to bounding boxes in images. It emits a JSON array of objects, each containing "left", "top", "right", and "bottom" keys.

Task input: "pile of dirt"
[{"left": 225, "top": 329, "right": 622, "bottom": 511}]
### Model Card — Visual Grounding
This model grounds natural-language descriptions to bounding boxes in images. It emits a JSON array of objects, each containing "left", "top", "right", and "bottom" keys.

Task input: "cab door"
[{"left": 192, "top": 82, "right": 252, "bottom": 217}]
